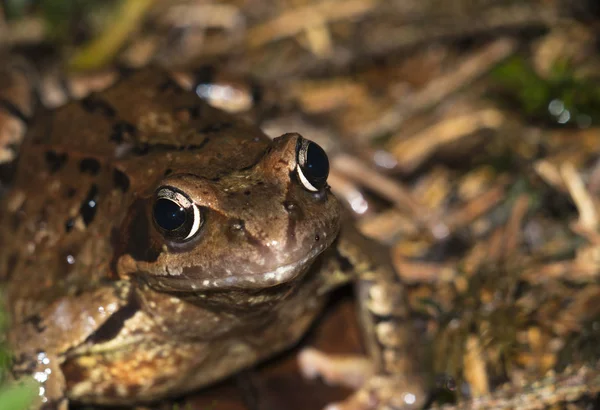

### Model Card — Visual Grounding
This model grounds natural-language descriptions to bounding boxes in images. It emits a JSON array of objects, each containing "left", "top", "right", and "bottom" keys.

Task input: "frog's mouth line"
[
  {"left": 138, "top": 242, "right": 329, "bottom": 293},
  {"left": 190, "top": 244, "right": 326, "bottom": 290}
]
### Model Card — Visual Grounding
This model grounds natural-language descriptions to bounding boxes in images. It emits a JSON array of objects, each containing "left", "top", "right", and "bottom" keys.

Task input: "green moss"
[
  {"left": 0, "top": 293, "right": 37, "bottom": 410},
  {"left": 490, "top": 56, "right": 600, "bottom": 127},
  {"left": 0, "top": 381, "right": 38, "bottom": 410},
  {"left": 2, "top": 0, "right": 32, "bottom": 19}
]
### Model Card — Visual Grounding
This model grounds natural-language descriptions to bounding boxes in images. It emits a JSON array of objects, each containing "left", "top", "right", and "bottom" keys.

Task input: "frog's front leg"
[
  {"left": 303, "top": 225, "right": 429, "bottom": 410},
  {"left": 9, "top": 281, "right": 132, "bottom": 409}
]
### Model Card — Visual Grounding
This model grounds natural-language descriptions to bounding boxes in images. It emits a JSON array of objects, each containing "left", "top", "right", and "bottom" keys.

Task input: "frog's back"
[{"left": 0, "top": 68, "right": 270, "bottom": 322}]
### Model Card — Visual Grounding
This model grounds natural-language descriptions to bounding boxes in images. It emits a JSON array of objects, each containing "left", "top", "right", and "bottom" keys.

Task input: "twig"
[{"left": 354, "top": 38, "right": 516, "bottom": 142}]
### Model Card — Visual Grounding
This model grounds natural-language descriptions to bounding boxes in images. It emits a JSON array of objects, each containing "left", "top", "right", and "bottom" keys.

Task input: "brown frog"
[{"left": 0, "top": 63, "right": 427, "bottom": 410}]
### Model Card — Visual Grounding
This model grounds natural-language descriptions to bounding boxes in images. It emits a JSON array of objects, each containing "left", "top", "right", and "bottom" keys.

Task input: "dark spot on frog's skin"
[
  {"left": 4, "top": 252, "right": 18, "bottom": 280},
  {"left": 24, "top": 314, "right": 46, "bottom": 333},
  {"left": 0, "top": 98, "right": 31, "bottom": 124},
  {"left": 244, "top": 190, "right": 251, "bottom": 196},
  {"left": 65, "top": 218, "right": 75, "bottom": 233},
  {"left": 86, "top": 292, "right": 140, "bottom": 344},
  {"left": 164, "top": 168, "right": 172, "bottom": 176},
  {"left": 79, "top": 184, "right": 99, "bottom": 226},
  {"left": 12, "top": 353, "right": 38, "bottom": 376},
  {"left": 44, "top": 150, "right": 68, "bottom": 173},
  {"left": 65, "top": 187, "right": 77, "bottom": 198},
  {"left": 113, "top": 169, "right": 130, "bottom": 192},
  {"left": 80, "top": 94, "right": 116, "bottom": 117},
  {"left": 110, "top": 121, "right": 137, "bottom": 144},
  {"left": 79, "top": 158, "right": 101, "bottom": 175},
  {"left": 198, "top": 122, "right": 233, "bottom": 133}
]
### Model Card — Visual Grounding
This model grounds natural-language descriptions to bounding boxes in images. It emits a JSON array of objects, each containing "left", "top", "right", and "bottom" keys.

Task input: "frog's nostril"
[{"left": 283, "top": 201, "right": 304, "bottom": 221}]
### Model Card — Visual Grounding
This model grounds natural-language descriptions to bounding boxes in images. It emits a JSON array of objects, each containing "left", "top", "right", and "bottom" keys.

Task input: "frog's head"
[{"left": 116, "top": 133, "right": 340, "bottom": 294}]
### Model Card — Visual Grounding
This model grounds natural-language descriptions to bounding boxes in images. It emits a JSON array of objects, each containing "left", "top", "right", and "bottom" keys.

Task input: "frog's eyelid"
[
  {"left": 157, "top": 188, "right": 192, "bottom": 208},
  {"left": 185, "top": 203, "right": 201, "bottom": 240},
  {"left": 296, "top": 166, "right": 318, "bottom": 192}
]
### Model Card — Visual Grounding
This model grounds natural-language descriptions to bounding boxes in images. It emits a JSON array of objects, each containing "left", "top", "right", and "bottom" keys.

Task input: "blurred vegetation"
[
  {"left": 491, "top": 56, "right": 600, "bottom": 127},
  {"left": 0, "top": 295, "right": 36, "bottom": 410},
  {"left": 4, "top": 0, "right": 120, "bottom": 43},
  {"left": 4, "top": 0, "right": 153, "bottom": 70},
  {"left": 4, "top": 0, "right": 112, "bottom": 40}
]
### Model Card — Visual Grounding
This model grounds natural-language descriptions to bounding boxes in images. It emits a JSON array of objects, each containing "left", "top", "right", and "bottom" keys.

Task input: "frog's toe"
[
  {"left": 323, "top": 375, "right": 426, "bottom": 410},
  {"left": 298, "top": 350, "right": 425, "bottom": 410},
  {"left": 298, "top": 347, "right": 374, "bottom": 389}
]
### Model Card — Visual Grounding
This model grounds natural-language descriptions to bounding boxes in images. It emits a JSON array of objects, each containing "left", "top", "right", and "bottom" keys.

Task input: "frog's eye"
[
  {"left": 296, "top": 138, "right": 329, "bottom": 192},
  {"left": 153, "top": 187, "right": 202, "bottom": 241}
]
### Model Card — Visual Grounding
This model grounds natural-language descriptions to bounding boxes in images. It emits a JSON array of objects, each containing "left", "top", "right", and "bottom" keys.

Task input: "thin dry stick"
[
  {"left": 561, "top": 162, "right": 598, "bottom": 232},
  {"left": 354, "top": 38, "right": 516, "bottom": 142},
  {"left": 247, "top": 0, "right": 377, "bottom": 49},
  {"left": 333, "top": 153, "right": 448, "bottom": 239},
  {"left": 502, "top": 194, "right": 530, "bottom": 258},
  {"left": 445, "top": 182, "right": 508, "bottom": 233},
  {"left": 392, "top": 108, "right": 505, "bottom": 173}
]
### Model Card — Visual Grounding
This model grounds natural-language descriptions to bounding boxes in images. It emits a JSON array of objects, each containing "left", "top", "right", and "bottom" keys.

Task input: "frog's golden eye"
[
  {"left": 153, "top": 187, "right": 202, "bottom": 241},
  {"left": 296, "top": 138, "right": 330, "bottom": 192}
]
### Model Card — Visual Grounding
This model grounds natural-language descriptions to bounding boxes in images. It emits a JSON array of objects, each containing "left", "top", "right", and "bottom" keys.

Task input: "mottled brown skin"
[{"left": 0, "top": 68, "right": 426, "bottom": 409}]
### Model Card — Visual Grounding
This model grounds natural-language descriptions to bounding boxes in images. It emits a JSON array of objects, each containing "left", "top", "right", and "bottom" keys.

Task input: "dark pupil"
[
  {"left": 304, "top": 142, "right": 329, "bottom": 182},
  {"left": 153, "top": 198, "right": 186, "bottom": 231}
]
